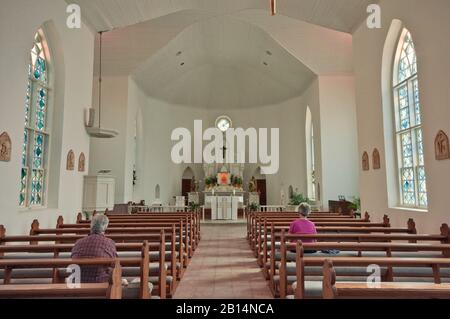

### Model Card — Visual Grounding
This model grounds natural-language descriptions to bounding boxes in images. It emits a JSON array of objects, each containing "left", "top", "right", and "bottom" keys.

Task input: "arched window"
[
  {"left": 305, "top": 107, "right": 316, "bottom": 200},
  {"left": 393, "top": 29, "right": 427, "bottom": 208},
  {"left": 310, "top": 124, "right": 316, "bottom": 200},
  {"left": 20, "top": 31, "right": 51, "bottom": 207}
]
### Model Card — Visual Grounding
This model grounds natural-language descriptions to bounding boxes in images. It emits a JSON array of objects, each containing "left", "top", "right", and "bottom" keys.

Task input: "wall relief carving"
[
  {"left": 0, "top": 132, "right": 11, "bottom": 162},
  {"left": 435, "top": 130, "right": 450, "bottom": 161},
  {"left": 78, "top": 152, "right": 86, "bottom": 172},
  {"left": 373, "top": 148, "right": 381, "bottom": 170},
  {"left": 67, "top": 150, "right": 75, "bottom": 171},
  {"left": 362, "top": 151, "right": 370, "bottom": 171}
]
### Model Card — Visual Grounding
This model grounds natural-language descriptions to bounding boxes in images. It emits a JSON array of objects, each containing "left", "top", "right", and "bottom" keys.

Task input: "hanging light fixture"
[
  {"left": 270, "top": 0, "right": 277, "bottom": 15},
  {"left": 85, "top": 31, "right": 119, "bottom": 138}
]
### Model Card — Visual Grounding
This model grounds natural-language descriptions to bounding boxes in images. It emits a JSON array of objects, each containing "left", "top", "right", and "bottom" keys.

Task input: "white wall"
[
  {"left": 318, "top": 75, "right": 359, "bottom": 208},
  {"left": 353, "top": 0, "right": 450, "bottom": 233},
  {"left": 0, "top": 0, "right": 94, "bottom": 234},
  {"left": 123, "top": 91, "right": 312, "bottom": 206},
  {"left": 94, "top": 71, "right": 361, "bottom": 209},
  {"left": 89, "top": 76, "right": 129, "bottom": 204}
]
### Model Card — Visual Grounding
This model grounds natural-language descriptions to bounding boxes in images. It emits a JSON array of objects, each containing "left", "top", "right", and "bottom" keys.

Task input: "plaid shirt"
[{"left": 71, "top": 234, "right": 118, "bottom": 283}]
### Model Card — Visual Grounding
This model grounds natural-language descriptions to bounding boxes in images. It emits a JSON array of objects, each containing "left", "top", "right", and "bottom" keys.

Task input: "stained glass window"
[
  {"left": 20, "top": 31, "right": 50, "bottom": 207},
  {"left": 393, "top": 29, "right": 427, "bottom": 209},
  {"left": 310, "top": 124, "right": 316, "bottom": 201}
]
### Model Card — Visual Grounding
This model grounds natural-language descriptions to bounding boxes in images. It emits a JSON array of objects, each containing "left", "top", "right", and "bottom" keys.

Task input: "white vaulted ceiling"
[
  {"left": 67, "top": 0, "right": 369, "bottom": 109},
  {"left": 69, "top": 0, "right": 374, "bottom": 33},
  {"left": 132, "top": 16, "right": 315, "bottom": 109}
]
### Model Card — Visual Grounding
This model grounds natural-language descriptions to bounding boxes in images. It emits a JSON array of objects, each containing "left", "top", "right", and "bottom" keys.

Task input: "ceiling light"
[
  {"left": 176, "top": 51, "right": 182, "bottom": 56},
  {"left": 263, "top": 61, "right": 268, "bottom": 66},
  {"left": 266, "top": 50, "right": 272, "bottom": 56},
  {"left": 85, "top": 31, "right": 119, "bottom": 139},
  {"left": 180, "top": 62, "right": 185, "bottom": 66}
]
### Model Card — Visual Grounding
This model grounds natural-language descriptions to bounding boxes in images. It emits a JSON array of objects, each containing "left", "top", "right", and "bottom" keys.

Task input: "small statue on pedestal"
[
  {"left": 191, "top": 176, "right": 198, "bottom": 192},
  {"left": 249, "top": 176, "right": 258, "bottom": 193}
]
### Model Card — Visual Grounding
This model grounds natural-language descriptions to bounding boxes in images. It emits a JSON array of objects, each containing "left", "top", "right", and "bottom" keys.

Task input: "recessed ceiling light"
[
  {"left": 176, "top": 51, "right": 182, "bottom": 56},
  {"left": 263, "top": 61, "right": 268, "bottom": 66},
  {"left": 266, "top": 50, "right": 272, "bottom": 56},
  {"left": 180, "top": 62, "right": 185, "bottom": 66}
]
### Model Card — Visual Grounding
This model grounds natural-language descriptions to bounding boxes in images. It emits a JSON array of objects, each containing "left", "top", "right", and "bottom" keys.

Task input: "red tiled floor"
[{"left": 173, "top": 223, "right": 273, "bottom": 299}]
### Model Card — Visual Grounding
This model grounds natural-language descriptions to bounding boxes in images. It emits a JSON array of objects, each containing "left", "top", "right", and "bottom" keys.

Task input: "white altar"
[{"left": 205, "top": 195, "right": 243, "bottom": 220}]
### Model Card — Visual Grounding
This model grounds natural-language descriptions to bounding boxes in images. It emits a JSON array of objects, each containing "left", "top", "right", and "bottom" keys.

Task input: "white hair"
[
  {"left": 298, "top": 203, "right": 311, "bottom": 217},
  {"left": 90, "top": 214, "right": 109, "bottom": 234}
]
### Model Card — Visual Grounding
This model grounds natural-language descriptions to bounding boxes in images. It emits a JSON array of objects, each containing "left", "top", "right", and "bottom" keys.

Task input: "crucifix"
[{"left": 221, "top": 144, "right": 227, "bottom": 161}]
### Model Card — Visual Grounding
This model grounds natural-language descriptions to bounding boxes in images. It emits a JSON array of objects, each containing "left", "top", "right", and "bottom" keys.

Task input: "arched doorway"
[
  {"left": 253, "top": 167, "right": 267, "bottom": 206},
  {"left": 182, "top": 167, "right": 195, "bottom": 204},
  {"left": 288, "top": 185, "right": 294, "bottom": 200}
]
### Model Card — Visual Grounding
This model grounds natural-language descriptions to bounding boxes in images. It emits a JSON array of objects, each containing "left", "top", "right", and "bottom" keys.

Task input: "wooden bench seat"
[
  {"left": 0, "top": 238, "right": 165, "bottom": 298},
  {"left": 322, "top": 260, "right": 450, "bottom": 299},
  {"left": 0, "top": 258, "right": 122, "bottom": 299},
  {"left": 289, "top": 242, "right": 450, "bottom": 299}
]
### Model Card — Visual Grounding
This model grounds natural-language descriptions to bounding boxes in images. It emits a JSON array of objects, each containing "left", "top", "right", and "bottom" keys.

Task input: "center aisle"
[{"left": 173, "top": 223, "right": 273, "bottom": 299}]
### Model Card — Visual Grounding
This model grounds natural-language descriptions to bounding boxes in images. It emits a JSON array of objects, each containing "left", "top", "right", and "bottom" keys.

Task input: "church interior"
[{"left": 1, "top": 0, "right": 450, "bottom": 301}]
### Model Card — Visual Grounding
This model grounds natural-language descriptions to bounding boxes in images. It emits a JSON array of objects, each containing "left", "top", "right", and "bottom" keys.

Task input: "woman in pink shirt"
[{"left": 289, "top": 203, "right": 317, "bottom": 253}]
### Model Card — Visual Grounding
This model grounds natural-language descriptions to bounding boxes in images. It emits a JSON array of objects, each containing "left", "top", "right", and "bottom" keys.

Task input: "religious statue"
[
  {"left": 0, "top": 132, "right": 11, "bottom": 162},
  {"left": 249, "top": 176, "right": 258, "bottom": 193},
  {"left": 435, "top": 130, "right": 450, "bottom": 160},
  {"left": 372, "top": 148, "right": 381, "bottom": 170},
  {"left": 190, "top": 176, "right": 197, "bottom": 192},
  {"left": 66, "top": 150, "right": 75, "bottom": 171},
  {"left": 280, "top": 188, "right": 286, "bottom": 206},
  {"left": 362, "top": 151, "right": 370, "bottom": 171},
  {"left": 78, "top": 152, "right": 86, "bottom": 172}
]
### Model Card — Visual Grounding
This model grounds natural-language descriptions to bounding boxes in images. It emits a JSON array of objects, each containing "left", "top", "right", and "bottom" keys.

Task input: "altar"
[
  {"left": 201, "top": 164, "right": 258, "bottom": 221},
  {"left": 204, "top": 191, "right": 244, "bottom": 221}
]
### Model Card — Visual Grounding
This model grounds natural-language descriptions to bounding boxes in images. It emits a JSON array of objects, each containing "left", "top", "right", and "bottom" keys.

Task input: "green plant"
[
  {"left": 188, "top": 201, "right": 200, "bottom": 212},
  {"left": 234, "top": 176, "right": 243, "bottom": 186},
  {"left": 348, "top": 197, "right": 361, "bottom": 211},
  {"left": 83, "top": 211, "right": 91, "bottom": 221},
  {"left": 289, "top": 192, "right": 310, "bottom": 205},
  {"left": 248, "top": 202, "right": 260, "bottom": 212}
]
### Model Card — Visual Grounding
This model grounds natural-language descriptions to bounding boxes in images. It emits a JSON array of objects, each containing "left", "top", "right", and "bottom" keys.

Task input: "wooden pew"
[
  {"left": 83, "top": 210, "right": 200, "bottom": 251},
  {"left": 321, "top": 259, "right": 450, "bottom": 299},
  {"left": 104, "top": 211, "right": 201, "bottom": 247},
  {"left": 76, "top": 214, "right": 197, "bottom": 258},
  {"left": 102, "top": 212, "right": 199, "bottom": 254},
  {"left": 1, "top": 227, "right": 169, "bottom": 298},
  {"left": 270, "top": 223, "right": 449, "bottom": 297},
  {"left": 31, "top": 218, "right": 182, "bottom": 281},
  {"left": 254, "top": 215, "right": 384, "bottom": 266},
  {"left": 291, "top": 239, "right": 450, "bottom": 299},
  {"left": 247, "top": 212, "right": 366, "bottom": 246},
  {"left": 0, "top": 240, "right": 161, "bottom": 299},
  {"left": 260, "top": 216, "right": 414, "bottom": 273},
  {"left": 0, "top": 258, "right": 122, "bottom": 299}
]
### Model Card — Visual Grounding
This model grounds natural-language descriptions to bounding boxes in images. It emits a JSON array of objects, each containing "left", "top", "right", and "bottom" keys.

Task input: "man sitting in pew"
[
  {"left": 71, "top": 214, "right": 118, "bottom": 283},
  {"left": 289, "top": 203, "right": 317, "bottom": 253}
]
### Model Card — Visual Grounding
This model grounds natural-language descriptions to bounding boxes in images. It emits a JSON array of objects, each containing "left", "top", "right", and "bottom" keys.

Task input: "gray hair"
[
  {"left": 90, "top": 214, "right": 109, "bottom": 234},
  {"left": 298, "top": 203, "right": 311, "bottom": 217}
]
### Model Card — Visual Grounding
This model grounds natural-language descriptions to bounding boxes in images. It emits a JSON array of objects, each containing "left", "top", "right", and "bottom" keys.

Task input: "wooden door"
[
  {"left": 257, "top": 179, "right": 267, "bottom": 206},
  {"left": 182, "top": 179, "right": 191, "bottom": 205}
]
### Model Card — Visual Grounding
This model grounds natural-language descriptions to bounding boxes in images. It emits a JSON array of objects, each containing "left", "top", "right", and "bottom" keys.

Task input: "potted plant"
[
  {"left": 287, "top": 192, "right": 310, "bottom": 211},
  {"left": 188, "top": 201, "right": 200, "bottom": 212},
  {"left": 248, "top": 202, "right": 260, "bottom": 212},
  {"left": 348, "top": 197, "right": 361, "bottom": 218}
]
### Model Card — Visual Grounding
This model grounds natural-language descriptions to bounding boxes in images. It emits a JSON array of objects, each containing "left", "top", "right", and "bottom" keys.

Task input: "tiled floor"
[{"left": 173, "top": 223, "right": 273, "bottom": 299}]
